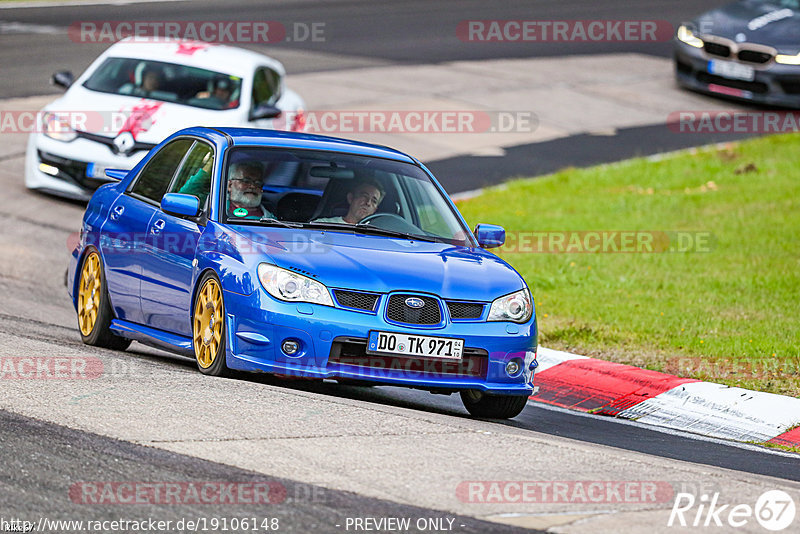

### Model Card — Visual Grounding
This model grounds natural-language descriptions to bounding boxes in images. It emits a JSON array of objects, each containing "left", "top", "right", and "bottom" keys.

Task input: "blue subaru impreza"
[{"left": 67, "top": 127, "right": 537, "bottom": 419}]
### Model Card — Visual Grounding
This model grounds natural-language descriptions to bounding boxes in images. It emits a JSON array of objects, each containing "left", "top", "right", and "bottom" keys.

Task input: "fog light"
[
  {"left": 506, "top": 360, "right": 521, "bottom": 376},
  {"left": 39, "top": 162, "right": 59, "bottom": 176},
  {"left": 282, "top": 340, "right": 299, "bottom": 355}
]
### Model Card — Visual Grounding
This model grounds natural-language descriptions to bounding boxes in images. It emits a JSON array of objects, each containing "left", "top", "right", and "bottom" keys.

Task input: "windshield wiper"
[
  {"left": 305, "top": 221, "right": 439, "bottom": 242},
  {"left": 258, "top": 217, "right": 304, "bottom": 228},
  {"left": 354, "top": 223, "right": 438, "bottom": 242}
]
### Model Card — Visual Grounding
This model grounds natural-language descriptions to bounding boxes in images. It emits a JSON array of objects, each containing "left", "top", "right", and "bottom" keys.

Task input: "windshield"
[
  {"left": 83, "top": 57, "right": 242, "bottom": 110},
  {"left": 221, "top": 147, "right": 474, "bottom": 246}
]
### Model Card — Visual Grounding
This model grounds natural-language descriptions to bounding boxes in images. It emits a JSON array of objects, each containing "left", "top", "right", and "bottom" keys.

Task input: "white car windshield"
[
  {"left": 220, "top": 147, "right": 475, "bottom": 247},
  {"left": 83, "top": 57, "right": 242, "bottom": 110}
]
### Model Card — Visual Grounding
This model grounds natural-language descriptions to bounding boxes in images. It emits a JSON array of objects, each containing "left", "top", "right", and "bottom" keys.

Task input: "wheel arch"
[
  {"left": 189, "top": 267, "right": 221, "bottom": 322},
  {"left": 72, "top": 245, "right": 105, "bottom": 310}
]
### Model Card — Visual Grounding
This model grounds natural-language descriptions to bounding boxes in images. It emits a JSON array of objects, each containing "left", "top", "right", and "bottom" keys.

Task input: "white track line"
[{"left": 0, "top": 0, "right": 189, "bottom": 10}]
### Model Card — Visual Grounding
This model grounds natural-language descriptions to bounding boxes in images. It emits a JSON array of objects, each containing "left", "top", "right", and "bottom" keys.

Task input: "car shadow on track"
[{"left": 121, "top": 341, "right": 529, "bottom": 425}]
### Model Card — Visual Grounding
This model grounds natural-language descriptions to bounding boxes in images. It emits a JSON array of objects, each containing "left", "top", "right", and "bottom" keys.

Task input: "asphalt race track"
[{"left": 1, "top": 1, "right": 798, "bottom": 533}]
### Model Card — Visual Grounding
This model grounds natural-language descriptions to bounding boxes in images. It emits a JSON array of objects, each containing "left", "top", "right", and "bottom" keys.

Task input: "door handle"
[
  {"left": 150, "top": 219, "right": 166, "bottom": 235},
  {"left": 110, "top": 205, "right": 125, "bottom": 220}
]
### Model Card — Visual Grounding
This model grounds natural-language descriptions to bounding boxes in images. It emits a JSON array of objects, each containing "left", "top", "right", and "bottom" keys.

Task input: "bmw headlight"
[
  {"left": 42, "top": 112, "right": 78, "bottom": 142},
  {"left": 676, "top": 25, "right": 703, "bottom": 49},
  {"left": 257, "top": 263, "right": 333, "bottom": 306},
  {"left": 488, "top": 288, "right": 533, "bottom": 323}
]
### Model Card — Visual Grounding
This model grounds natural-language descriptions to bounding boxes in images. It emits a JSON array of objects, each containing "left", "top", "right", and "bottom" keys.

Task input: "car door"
[
  {"left": 140, "top": 140, "right": 214, "bottom": 336},
  {"left": 101, "top": 138, "right": 193, "bottom": 325}
]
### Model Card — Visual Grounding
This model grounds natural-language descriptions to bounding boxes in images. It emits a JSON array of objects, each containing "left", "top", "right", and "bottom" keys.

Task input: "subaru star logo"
[
  {"left": 405, "top": 297, "right": 425, "bottom": 309},
  {"left": 113, "top": 132, "right": 135, "bottom": 155}
]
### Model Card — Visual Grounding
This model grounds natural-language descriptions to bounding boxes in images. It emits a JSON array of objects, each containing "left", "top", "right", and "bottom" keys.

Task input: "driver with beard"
[{"left": 226, "top": 161, "right": 275, "bottom": 219}]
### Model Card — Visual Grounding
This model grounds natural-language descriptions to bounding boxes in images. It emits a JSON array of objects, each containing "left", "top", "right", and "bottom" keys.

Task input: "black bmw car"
[{"left": 674, "top": 0, "right": 800, "bottom": 107}]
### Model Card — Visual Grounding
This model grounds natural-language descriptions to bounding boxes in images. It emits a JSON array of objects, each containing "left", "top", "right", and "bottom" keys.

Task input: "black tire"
[
  {"left": 460, "top": 390, "right": 529, "bottom": 419},
  {"left": 192, "top": 272, "right": 230, "bottom": 377},
  {"left": 76, "top": 248, "right": 131, "bottom": 351}
]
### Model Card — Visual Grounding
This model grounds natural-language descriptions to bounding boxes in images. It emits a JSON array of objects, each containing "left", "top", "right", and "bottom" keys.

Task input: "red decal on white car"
[
  {"left": 117, "top": 101, "right": 163, "bottom": 138},
  {"left": 175, "top": 42, "right": 210, "bottom": 55}
]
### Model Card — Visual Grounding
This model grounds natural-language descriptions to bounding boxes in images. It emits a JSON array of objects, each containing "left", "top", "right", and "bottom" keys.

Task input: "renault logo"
[
  {"left": 113, "top": 132, "right": 136, "bottom": 155},
  {"left": 405, "top": 297, "right": 425, "bottom": 309}
]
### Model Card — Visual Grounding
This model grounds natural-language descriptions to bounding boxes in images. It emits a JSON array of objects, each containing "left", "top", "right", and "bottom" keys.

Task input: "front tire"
[
  {"left": 192, "top": 273, "right": 230, "bottom": 377},
  {"left": 76, "top": 249, "right": 131, "bottom": 350},
  {"left": 460, "top": 390, "right": 529, "bottom": 419}
]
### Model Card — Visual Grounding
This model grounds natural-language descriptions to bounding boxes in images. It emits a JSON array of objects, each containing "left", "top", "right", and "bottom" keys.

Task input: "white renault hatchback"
[{"left": 25, "top": 37, "right": 305, "bottom": 200}]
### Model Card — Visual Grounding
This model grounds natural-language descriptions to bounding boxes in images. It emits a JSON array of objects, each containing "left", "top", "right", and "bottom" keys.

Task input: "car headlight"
[
  {"left": 776, "top": 53, "right": 800, "bottom": 65},
  {"left": 257, "top": 263, "right": 333, "bottom": 306},
  {"left": 676, "top": 25, "right": 703, "bottom": 49},
  {"left": 488, "top": 288, "right": 533, "bottom": 323},
  {"left": 42, "top": 112, "right": 78, "bottom": 142}
]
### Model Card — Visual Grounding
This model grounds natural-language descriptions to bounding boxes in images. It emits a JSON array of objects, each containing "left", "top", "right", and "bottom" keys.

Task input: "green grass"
[
  {"left": 456, "top": 134, "right": 800, "bottom": 396},
  {"left": 757, "top": 441, "right": 800, "bottom": 454}
]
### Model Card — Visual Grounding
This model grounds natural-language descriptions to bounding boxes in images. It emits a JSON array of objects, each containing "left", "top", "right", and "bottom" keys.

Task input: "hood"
[
  {"left": 226, "top": 226, "right": 526, "bottom": 302},
  {"left": 44, "top": 86, "right": 245, "bottom": 143},
  {"left": 693, "top": 0, "right": 800, "bottom": 51}
]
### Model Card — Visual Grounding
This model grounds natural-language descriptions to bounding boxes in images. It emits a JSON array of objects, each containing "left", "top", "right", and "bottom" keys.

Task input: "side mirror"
[
  {"left": 474, "top": 224, "right": 505, "bottom": 248},
  {"left": 104, "top": 169, "right": 128, "bottom": 181},
  {"left": 249, "top": 103, "right": 282, "bottom": 121},
  {"left": 52, "top": 71, "right": 75, "bottom": 90},
  {"left": 161, "top": 193, "right": 201, "bottom": 218}
]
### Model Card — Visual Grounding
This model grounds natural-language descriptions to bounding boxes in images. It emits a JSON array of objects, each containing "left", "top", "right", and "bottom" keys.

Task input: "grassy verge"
[{"left": 456, "top": 133, "right": 800, "bottom": 397}]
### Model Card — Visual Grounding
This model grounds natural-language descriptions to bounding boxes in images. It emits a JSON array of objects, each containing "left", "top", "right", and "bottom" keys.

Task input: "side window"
[
  {"left": 172, "top": 141, "right": 214, "bottom": 207},
  {"left": 251, "top": 67, "right": 281, "bottom": 108},
  {"left": 130, "top": 139, "right": 193, "bottom": 202}
]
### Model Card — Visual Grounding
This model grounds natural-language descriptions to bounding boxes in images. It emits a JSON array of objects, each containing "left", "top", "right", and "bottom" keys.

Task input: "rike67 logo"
[{"left": 668, "top": 490, "right": 796, "bottom": 530}]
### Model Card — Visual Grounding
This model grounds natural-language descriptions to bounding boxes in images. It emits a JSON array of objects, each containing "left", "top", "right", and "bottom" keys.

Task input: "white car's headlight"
[
  {"left": 676, "top": 25, "right": 703, "bottom": 49},
  {"left": 488, "top": 288, "right": 533, "bottom": 323},
  {"left": 776, "top": 53, "right": 800, "bottom": 65},
  {"left": 257, "top": 263, "right": 333, "bottom": 306},
  {"left": 42, "top": 112, "right": 78, "bottom": 142}
]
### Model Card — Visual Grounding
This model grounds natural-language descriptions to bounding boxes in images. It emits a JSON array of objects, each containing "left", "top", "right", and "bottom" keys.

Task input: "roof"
[
  {"left": 208, "top": 127, "right": 417, "bottom": 163},
  {"left": 99, "top": 38, "right": 284, "bottom": 78}
]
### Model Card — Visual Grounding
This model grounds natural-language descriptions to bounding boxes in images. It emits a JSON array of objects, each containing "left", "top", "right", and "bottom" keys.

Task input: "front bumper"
[
  {"left": 24, "top": 133, "right": 150, "bottom": 199},
  {"left": 674, "top": 41, "right": 800, "bottom": 108},
  {"left": 222, "top": 288, "right": 537, "bottom": 395}
]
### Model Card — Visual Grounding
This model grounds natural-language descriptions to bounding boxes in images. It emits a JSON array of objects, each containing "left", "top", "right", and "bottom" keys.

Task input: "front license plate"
[
  {"left": 367, "top": 331, "right": 464, "bottom": 360},
  {"left": 708, "top": 60, "right": 755, "bottom": 82},
  {"left": 86, "top": 162, "right": 108, "bottom": 179}
]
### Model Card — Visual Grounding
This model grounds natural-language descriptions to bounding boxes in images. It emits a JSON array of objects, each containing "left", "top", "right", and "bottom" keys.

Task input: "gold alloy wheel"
[
  {"left": 193, "top": 278, "right": 223, "bottom": 369},
  {"left": 77, "top": 252, "right": 102, "bottom": 336}
]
